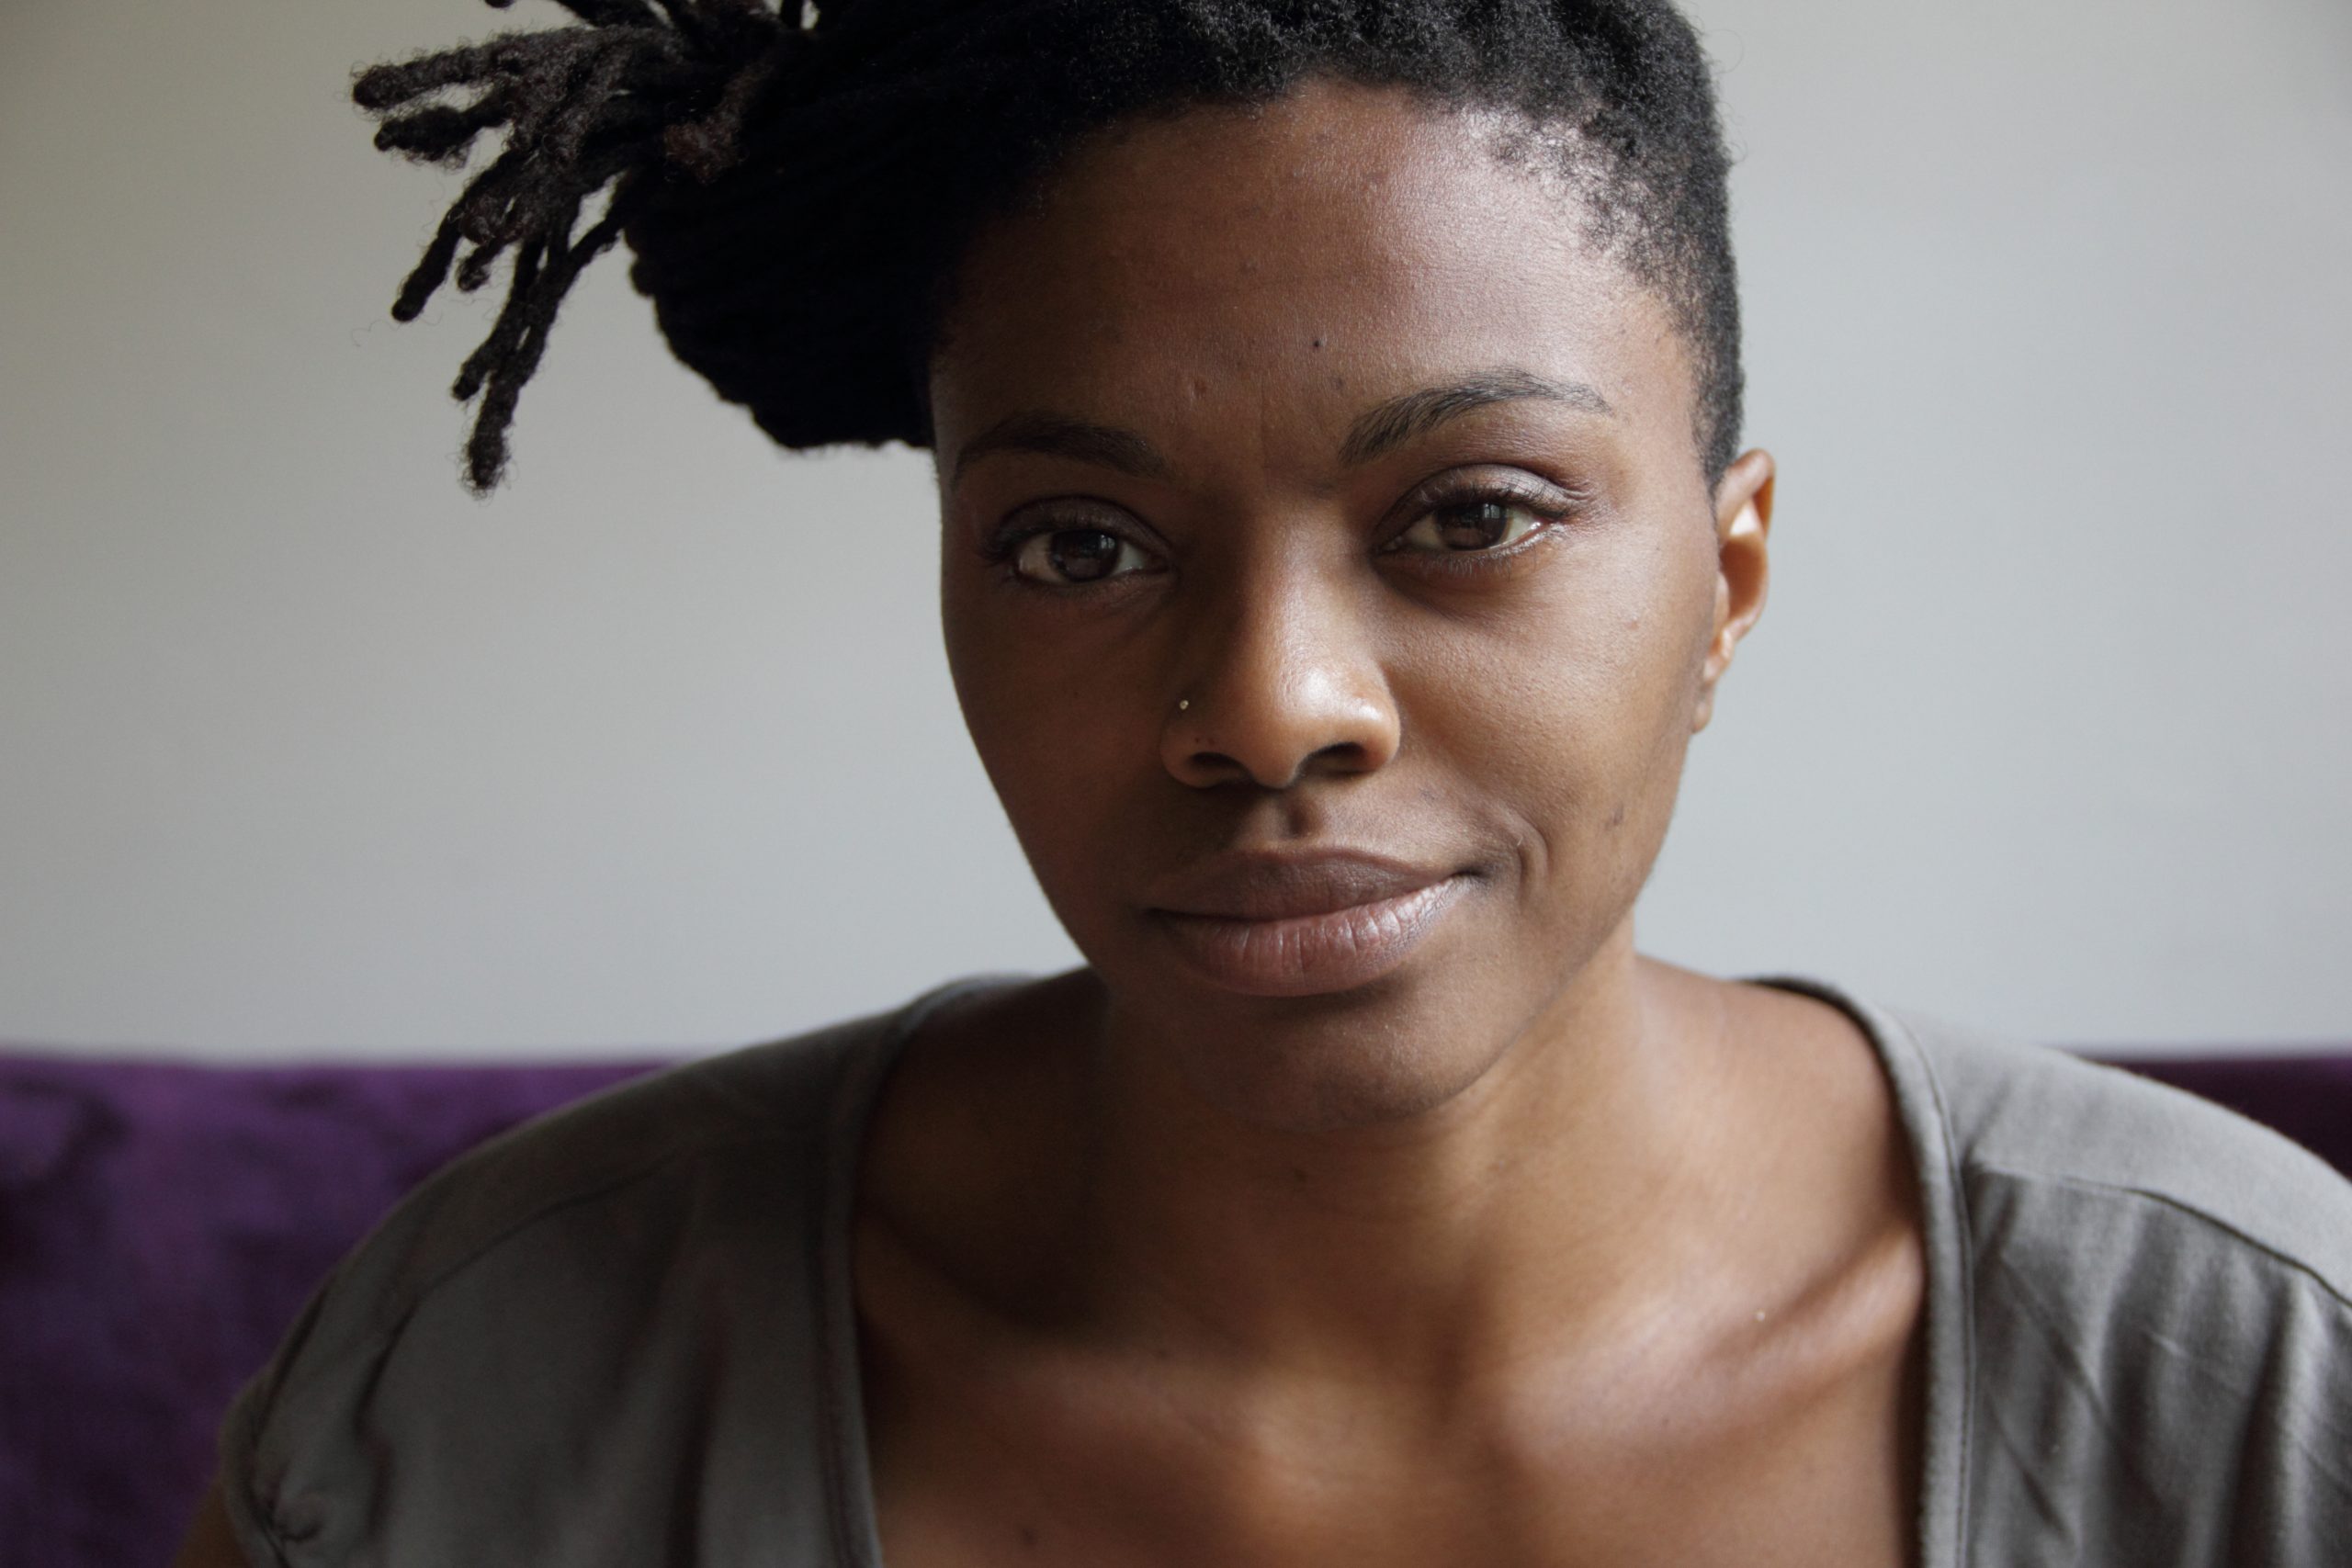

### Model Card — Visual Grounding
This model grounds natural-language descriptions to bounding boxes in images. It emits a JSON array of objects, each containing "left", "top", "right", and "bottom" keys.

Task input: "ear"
[{"left": 1692, "top": 448, "right": 1774, "bottom": 734}]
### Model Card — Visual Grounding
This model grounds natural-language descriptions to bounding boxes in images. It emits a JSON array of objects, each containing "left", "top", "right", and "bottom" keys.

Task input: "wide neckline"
[
  {"left": 810, "top": 973, "right": 1969, "bottom": 1568},
  {"left": 1750, "top": 976, "right": 1971, "bottom": 1568},
  {"left": 811, "top": 975, "right": 1011, "bottom": 1568}
]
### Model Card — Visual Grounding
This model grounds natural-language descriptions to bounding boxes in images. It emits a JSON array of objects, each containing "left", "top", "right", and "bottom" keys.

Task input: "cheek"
[
  {"left": 1407, "top": 530, "right": 1715, "bottom": 871},
  {"left": 941, "top": 512, "right": 1719, "bottom": 964},
  {"left": 942, "top": 582, "right": 1150, "bottom": 913}
]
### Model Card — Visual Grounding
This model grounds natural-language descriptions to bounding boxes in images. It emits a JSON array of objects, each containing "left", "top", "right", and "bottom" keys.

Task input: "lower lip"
[{"left": 1148, "top": 877, "right": 1468, "bottom": 998}]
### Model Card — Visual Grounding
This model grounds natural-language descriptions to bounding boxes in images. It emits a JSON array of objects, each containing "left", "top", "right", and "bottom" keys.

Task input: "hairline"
[{"left": 914, "top": 75, "right": 1733, "bottom": 488}]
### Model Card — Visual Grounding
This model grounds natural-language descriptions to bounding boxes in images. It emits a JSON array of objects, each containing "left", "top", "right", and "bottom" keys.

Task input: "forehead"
[{"left": 928, "top": 78, "right": 1696, "bottom": 476}]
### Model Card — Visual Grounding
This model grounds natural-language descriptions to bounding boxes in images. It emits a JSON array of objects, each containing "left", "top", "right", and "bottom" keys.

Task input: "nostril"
[
  {"left": 1182, "top": 747, "right": 1251, "bottom": 785},
  {"left": 1161, "top": 665, "right": 1400, "bottom": 789},
  {"left": 1307, "top": 740, "right": 1367, "bottom": 773},
  {"left": 1175, "top": 740, "right": 1368, "bottom": 793}
]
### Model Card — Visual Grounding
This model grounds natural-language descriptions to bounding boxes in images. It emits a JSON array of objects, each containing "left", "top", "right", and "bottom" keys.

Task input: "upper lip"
[{"left": 1144, "top": 850, "right": 1460, "bottom": 921}]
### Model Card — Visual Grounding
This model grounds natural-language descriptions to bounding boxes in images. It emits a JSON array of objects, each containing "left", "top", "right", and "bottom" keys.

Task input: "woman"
[{"left": 177, "top": 2, "right": 2352, "bottom": 1563}]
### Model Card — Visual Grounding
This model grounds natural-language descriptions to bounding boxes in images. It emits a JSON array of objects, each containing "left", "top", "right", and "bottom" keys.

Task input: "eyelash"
[
  {"left": 977, "top": 470, "right": 1589, "bottom": 589},
  {"left": 1380, "top": 472, "right": 1585, "bottom": 574},
  {"left": 976, "top": 505, "right": 1158, "bottom": 589}
]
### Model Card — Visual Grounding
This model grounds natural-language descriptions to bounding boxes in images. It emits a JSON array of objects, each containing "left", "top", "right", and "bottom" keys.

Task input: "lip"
[{"left": 1143, "top": 852, "right": 1470, "bottom": 998}]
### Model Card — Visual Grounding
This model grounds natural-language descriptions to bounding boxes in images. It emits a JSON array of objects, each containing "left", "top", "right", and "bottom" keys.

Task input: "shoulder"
[
  {"left": 1866, "top": 1000, "right": 2352, "bottom": 1561},
  {"left": 215, "top": 997, "right": 934, "bottom": 1566},
  {"left": 263, "top": 1004, "right": 883, "bottom": 1359},
  {"left": 1885, "top": 1003, "right": 2352, "bottom": 1301}
]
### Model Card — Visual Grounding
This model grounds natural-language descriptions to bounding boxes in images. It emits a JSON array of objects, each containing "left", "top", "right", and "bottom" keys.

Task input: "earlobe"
[{"left": 1692, "top": 449, "right": 1775, "bottom": 734}]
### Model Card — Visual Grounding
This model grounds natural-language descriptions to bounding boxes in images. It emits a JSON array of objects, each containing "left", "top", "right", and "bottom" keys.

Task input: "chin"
[{"left": 1102, "top": 958, "right": 1541, "bottom": 1134}]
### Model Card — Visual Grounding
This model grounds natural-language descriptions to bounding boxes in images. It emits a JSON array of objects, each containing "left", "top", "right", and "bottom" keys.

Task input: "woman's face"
[{"left": 930, "top": 79, "right": 1771, "bottom": 1130}]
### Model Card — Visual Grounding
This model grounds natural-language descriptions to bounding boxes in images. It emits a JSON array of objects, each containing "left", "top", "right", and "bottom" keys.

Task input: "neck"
[{"left": 1068, "top": 943, "right": 1743, "bottom": 1387}]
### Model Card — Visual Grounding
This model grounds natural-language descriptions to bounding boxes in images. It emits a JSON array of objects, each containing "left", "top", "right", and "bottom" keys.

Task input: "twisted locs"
[
  {"left": 355, "top": 0, "right": 1744, "bottom": 496},
  {"left": 353, "top": 0, "right": 792, "bottom": 491}
]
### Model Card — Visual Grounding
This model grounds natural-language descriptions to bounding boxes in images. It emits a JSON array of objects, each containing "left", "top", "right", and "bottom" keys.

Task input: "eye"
[
  {"left": 1391, "top": 496, "right": 1554, "bottom": 555},
  {"left": 1009, "top": 525, "right": 1159, "bottom": 586}
]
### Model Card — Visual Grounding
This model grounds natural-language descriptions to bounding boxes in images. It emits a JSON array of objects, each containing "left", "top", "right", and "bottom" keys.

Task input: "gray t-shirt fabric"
[{"left": 218, "top": 979, "right": 2352, "bottom": 1565}]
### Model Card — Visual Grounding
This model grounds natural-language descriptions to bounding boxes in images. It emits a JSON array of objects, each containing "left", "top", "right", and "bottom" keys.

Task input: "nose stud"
[{"left": 1177, "top": 697, "right": 1192, "bottom": 712}]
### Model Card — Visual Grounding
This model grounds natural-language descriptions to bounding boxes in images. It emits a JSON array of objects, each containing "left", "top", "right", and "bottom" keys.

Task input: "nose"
[{"left": 1160, "top": 574, "right": 1401, "bottom": 791}]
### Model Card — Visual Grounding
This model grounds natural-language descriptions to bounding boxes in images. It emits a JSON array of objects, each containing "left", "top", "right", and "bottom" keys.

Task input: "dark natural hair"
[{"left": 356, "top": 0, "right": 1742, "bottom": 492}]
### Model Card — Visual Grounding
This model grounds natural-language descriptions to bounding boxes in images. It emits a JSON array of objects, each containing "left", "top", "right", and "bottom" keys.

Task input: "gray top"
[{"left": 220, "top": 979, "right": 2352, "bottom": 1565}]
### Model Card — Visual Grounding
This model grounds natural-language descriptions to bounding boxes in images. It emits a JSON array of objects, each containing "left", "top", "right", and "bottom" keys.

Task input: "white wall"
[{"left": 2, "top": 0, "right": 2345, "bottom": 1058}]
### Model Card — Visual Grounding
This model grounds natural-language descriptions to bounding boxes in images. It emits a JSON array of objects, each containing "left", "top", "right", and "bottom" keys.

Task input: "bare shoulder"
[
  {"left": 1646, "top": 961, "right": 1926, "bottom": 1306},
  {"left": 171, "top": 1483, "right": 251, "bottom": 1568},
  {"left": 860, "top": 966, "right": 1098, "bottom": 1189},
  {"left": 856, "top": 968, "right": 1102, "bottom": 1307},
  {"left": 1652, "top": 962, "right": 1898, "bottom": 1136},
  {"left": 1720, "top": 967, "right": 1883, "bottom": 1074}
]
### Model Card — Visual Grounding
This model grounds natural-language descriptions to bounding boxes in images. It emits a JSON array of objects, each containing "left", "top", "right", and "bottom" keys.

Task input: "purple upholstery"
[
  {"left": 0, "top": 1054, "right": 662, "bottom": 1564},
  {"left": 2, "top": 1046, "right": 2346, "bottom": 1563}
]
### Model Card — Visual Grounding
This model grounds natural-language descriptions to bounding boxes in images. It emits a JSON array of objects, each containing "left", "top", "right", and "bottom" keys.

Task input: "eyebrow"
[
  {"left": 948, "top": 367, "right": 1611, "bottom": 488},
  {"left": 1338, "top": 368, "right": 1613, "bottom": 467},
  {"left": 949, "top": 413, "right": 1168, "bottom": 489}
]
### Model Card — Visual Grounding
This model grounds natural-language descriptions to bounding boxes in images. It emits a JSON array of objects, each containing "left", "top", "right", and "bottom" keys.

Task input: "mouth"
[{"left": 1143, "top": 852, "right": 1471, "bottom": 998}]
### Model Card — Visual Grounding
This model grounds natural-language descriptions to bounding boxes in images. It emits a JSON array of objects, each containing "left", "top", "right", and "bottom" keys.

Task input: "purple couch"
[{"left": 4, "top": 1047, "right": 2348, "bottom": 1564}]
